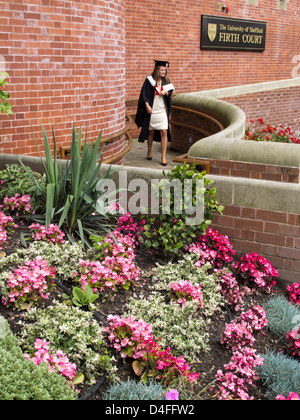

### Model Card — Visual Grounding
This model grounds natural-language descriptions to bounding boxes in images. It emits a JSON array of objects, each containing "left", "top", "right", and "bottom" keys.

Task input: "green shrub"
[
  {"left": 152, "top": 254, "right": 223, "bottom": 318},
  {"left": 103, "top": 379, "right": 166, "bottom": 400},
  {"left": 17, "top": 302, "right": 116, "bottom": 384},
  {"left": 0, "top": 164, "right": 45, "bottom": 208},
  {"left": 0, "top": 316, "right": 78, "bottom": 400},
  {"left": 125, "top": 254, "right": 223, "bottom": 361},
  {"left": 0, "top": 72, "right": 13, "bottom": 117},
  {"left": 142, "top": 163, "right": 224, "bottom": 254},
  {"left": 126, "top": 294, "right": 210, "bottom": 362}
]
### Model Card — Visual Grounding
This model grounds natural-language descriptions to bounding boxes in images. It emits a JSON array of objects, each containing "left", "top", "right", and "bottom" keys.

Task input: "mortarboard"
[{"left": 154, "top": 60, "right": 170, "bottom": 68}]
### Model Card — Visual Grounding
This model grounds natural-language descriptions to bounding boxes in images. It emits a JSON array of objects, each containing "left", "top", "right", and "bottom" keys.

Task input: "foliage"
[
  {"left": 18, "top": 124, "right": 118, "bottom": 246},
  {"left": 125, "top": 294, "right": 210, "bottom": 362},
  {"left": 103, "top": 379, "right": 166, "bottom": 400},
  {"left": 5, "top": 240, "right": 85, "bottom": 282},
  {"left": 256, "top": 350, "right": 300, "bottom": 400},
  {"left": 63, "top": 285, "right": 99, "bottom": 311},
  {"left": 151, "top": 253, "right": 223, "bottom": 318},
  {"left": 0, "top": 72, "right": 13, "bottom": 116},
  {"left": 24, "top": 338, "right": 83, "bottom": 389},
  {"left": 263, "top": 295, "right": 300, "bottom": 343},
  {"left": 142, "top": 163, "right": 224, "bottom": 254},
  {"left": 105, "top": 313, "right": 200, "bottom": 386},
  {"left": 245, "top": 118, "right": 300, "bottom": 144},
  {"left": 0, "top": 164, "right": 45, "bottom": 209},
  {"left": 0, "top": 316, "right": 78, "bottom": 400},
  {"left": 17, "top": 302, "right": 116, "bottom": 384}
]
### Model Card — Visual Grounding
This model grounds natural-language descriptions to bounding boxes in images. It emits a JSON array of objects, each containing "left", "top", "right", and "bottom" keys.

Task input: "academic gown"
[{"left": 135, "top": 76, "right": 174, "bottom": 143}]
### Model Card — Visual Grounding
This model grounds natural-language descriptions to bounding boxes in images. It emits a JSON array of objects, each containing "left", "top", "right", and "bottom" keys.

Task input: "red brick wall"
[
  {"left": 126, "top": 0, "right": 300, "bottom": 98},
  {"left": 0, "top": 0, "right": 126, "bottom": 159},
  {"left": 212, "top": 205, "right": 300, "bottom": 285},
  {"left": 223, "top": 85, "right": 300, "bottom": 132}
]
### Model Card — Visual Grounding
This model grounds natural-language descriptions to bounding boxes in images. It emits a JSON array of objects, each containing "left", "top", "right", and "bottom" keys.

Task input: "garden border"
[{"left": 1, "top": 153, "right": 299, "bottom": 285}]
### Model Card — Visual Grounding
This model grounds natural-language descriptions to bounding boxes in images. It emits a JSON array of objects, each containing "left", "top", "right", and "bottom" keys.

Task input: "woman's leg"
[
  {"left": 147, "top": 130, "right": 154, "bottom": 159},
  {"left": 161, "top": 130, "right": 168, "bottom": 164}
]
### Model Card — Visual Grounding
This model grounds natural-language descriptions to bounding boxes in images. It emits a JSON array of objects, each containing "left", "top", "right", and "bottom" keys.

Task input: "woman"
[{"left": 135, "top": 60, "right": 174, "bottom": 166}]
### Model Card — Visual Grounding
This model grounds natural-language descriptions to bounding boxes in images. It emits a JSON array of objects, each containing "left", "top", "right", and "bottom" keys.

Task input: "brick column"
[{"left": 0, "top": 0, "right": 126, "bottom": 160}]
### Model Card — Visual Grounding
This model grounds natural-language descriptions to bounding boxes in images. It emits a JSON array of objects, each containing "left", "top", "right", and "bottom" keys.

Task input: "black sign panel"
[{"left": 201, "top": 15, "right": 266, "bottom": 51}]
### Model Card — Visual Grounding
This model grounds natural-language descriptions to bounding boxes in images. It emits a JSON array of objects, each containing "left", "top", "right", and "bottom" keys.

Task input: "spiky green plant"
[{"left": 18, "top": 124, "right": 119, "bottom": 246}]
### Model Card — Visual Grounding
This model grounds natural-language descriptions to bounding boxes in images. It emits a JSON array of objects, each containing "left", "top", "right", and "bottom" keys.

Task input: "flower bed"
[
  {"left": 0, "top": 165, "right": 299, "bottom": 401},
  {"left": 245, "top": 118, "right": 300, "bottom": 144}
]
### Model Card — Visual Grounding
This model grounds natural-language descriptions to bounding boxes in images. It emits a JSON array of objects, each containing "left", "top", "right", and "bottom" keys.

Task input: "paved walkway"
[{"left": 124, "top": 138, "right": 183, "bottom": 170}]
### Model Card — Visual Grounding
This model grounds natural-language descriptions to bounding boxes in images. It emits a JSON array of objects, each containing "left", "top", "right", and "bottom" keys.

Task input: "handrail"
[
  {"left": 171, "top": 105, "right": 225, "bottom": 131},
  {"left": 102, "top": 131, "right": 133, "bottom": 164},
  {"left": 59, "top": 114, "right": 133, "bottom": 160},
  {"left": 169, "top": 121, "right": 211, "bottom": 138}
]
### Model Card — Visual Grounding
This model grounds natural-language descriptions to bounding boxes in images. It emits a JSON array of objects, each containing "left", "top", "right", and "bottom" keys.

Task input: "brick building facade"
[{"left": 0, "top": 0, "right": 299, "bottom": 158}]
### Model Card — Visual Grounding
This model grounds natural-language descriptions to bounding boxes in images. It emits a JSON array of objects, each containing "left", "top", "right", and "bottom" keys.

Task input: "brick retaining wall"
[{"left": 212, "top": 205, "right": 300, "bottom": 284}]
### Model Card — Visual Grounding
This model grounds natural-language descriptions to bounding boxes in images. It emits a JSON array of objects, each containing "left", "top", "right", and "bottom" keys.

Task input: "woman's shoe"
[
  {"left": 146, "top": 156, "right": 152, "bottom": 161},
  {"left": 161, "top": 160, "right": 167, "bottom": 166}
]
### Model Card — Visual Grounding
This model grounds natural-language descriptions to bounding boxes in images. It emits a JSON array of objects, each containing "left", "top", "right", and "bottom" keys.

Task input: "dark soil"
[{"left": 1, "top": 227, "right": 285, "bottom": 400}]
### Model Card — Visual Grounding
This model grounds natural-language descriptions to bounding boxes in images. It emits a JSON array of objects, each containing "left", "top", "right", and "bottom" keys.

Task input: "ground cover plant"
[{"left": 0, "top": 155, "right": 299, "bottom": 400}]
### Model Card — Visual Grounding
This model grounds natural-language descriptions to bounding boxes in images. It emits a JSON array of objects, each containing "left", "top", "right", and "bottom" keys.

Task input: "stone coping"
[
  {"left": 187, "top": 77, "right": 300, "bottom": 99},
  {"left": 1, "top": 151, "right": 300, "bottom": 215}
]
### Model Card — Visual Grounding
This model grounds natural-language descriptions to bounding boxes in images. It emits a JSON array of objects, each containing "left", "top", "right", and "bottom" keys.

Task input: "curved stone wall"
[
  {"left": 0, "top": 0, "right": 126, "bottom": 161},
  {"left": 173, "top": 92, "right": 300, "bottom": 169}
]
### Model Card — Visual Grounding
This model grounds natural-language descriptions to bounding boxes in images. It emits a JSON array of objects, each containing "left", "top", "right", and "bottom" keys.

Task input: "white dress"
[{"left": 149, "top": 89, "right": 168, "bottom": 131}]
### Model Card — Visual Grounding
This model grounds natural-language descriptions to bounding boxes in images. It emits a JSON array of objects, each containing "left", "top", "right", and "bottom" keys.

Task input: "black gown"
[{"left": 135, "top": 76, "right": 174, "bottom": 143}]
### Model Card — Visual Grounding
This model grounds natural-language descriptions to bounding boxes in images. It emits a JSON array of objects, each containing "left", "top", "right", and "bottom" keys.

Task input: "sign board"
[{"left": 201, "top": 15, "right": 267, "bottom": 51}]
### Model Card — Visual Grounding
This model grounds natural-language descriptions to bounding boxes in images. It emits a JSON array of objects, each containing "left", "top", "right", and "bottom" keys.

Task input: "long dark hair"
[{"left": 151, "top": 66, "right": 168, "bottom": 84}]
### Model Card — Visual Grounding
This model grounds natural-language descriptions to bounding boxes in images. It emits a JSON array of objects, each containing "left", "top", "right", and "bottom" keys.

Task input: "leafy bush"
[
  {"left": 17, "top": 302, "right": 116, "bottom": 384},
  {"left": 142, "top": 163, "right": 224, "bottom": 254},
  {"left": 125, "top": 294, "right": 210, "bottom": 362},
  {"left": 0, "top": 316, "right": 78, "bottom": 400},
  {"left": 103, "top": 379, "right": 166, "bottom": 400},
  {"left": 0, "top": 240, "right": 85, "bottom": 286},
  {"left": 151, "top": 253, "right": 223, "bottom": 318},
  {"left": 0, "top": 164, "right": 45, "bottom": 209},
  {"left": 0, "top": 72, "right": 13, "bottom": 116}
]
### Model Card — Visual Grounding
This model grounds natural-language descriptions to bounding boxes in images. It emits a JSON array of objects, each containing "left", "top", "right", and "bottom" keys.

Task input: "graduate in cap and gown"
[{"left": 135, "top": 60, "right": 175, "bottom": 166}]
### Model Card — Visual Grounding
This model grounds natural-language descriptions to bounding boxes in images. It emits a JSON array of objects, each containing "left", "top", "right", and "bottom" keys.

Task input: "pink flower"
[{"left": 165, "top": 389, "right": 179, "bottom": 400}]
